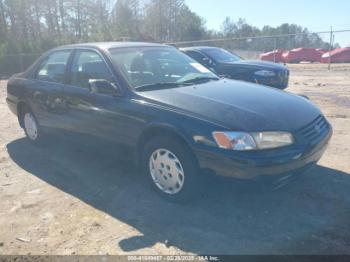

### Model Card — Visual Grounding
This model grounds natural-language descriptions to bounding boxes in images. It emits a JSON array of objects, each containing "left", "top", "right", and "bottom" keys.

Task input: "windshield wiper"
[
  {"left": 179, "top": 76, "right": 220, "bottom": 85},
  {"left": 135, "top": 82, "right": 189, "bottom": 91},
  {"left": 135, "top": 77, "right": 220, "bottom": 91}
]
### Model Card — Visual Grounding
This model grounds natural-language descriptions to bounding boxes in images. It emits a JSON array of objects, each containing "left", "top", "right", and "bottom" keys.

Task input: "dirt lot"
[{"left": 0, "top": 64, "right": 350, "bottom": 255}]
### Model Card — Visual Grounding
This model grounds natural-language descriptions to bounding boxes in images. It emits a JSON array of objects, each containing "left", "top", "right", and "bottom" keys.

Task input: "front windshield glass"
[
  {"left": 109, "top": 47, "right": 219, "bottom": 90},
  {"left": 204, "top": 48, "right": 241, "bottom": 63}
]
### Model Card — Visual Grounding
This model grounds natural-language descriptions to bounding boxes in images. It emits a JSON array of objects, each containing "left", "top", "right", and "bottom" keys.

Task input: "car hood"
[
  {"left": 136, "top": 79, "right": 320, "bottom": 132},
  {"left": 223, "top": 60, "right": 287, "bottom": 70}
]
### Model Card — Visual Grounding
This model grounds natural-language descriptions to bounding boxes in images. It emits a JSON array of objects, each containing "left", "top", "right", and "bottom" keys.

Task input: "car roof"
[
  {"left": 180, "top": 46, "right": 222, "bottom": 52},
  {"left": 52, "top": 42, "right": 171, "bottom": 52}
]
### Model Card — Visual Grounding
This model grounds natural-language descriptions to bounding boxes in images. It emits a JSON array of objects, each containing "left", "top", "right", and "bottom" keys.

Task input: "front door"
[{"left": 62, "top": 49, "right": 129, "bottom": 144}]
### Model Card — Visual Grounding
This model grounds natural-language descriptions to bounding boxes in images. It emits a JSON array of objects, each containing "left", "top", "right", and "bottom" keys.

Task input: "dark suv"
[{"left": 6, "top": 42, "right": 331, "bottom": 201}]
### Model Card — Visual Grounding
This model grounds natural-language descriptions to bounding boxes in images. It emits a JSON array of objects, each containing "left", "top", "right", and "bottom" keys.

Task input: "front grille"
[{"left": 296, "top": 115, "right": 330, "bottom": 145}]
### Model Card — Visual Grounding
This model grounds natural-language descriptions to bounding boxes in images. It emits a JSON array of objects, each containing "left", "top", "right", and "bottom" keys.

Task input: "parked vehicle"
[
  {"left": 6, "top": 42, "right": 332, "bottom": 201},
  {"left": 181, "top": 46, "right": 289, "bottom": 89},
  {"left": 320, "top": 48, "right": 350, "bottom": 63},
  {"left": 259, "top": 49, "right": 285, "bottom": 63},
  {"left": 282, "top": 48, "right": 323, "bottom": 63}
]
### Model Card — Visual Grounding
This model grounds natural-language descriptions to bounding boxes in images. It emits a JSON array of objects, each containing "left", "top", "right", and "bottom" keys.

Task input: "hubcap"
[
  {"left": 24, "top": 113, "right": 38, "bottom": 141},
  {"left": 149, "top": 149, "right": 185, "bottom": 195}
]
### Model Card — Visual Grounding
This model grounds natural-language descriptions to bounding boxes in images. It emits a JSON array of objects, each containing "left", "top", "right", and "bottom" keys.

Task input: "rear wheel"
[
  {"left": 21, "top": 107, "right": 45, "bottom": 145},
  {"left": 142, "top": 136, "right": 200, "bottom": 202}
]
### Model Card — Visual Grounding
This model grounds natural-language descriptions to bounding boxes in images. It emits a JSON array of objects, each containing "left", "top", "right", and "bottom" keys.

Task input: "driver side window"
[
  {"left": 187, "top": 51, "right": 211, "bottom": 67},
  {"left": 70, "top": 50, "right": 114, "bottom": 89}
]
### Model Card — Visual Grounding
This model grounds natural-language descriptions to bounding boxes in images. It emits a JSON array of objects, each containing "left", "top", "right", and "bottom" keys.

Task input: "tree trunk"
[
  {"left": 0, "top": 0, "right": 8, "bottom": 37},
  {"left": 59, "top": 0, "right": 65, "bottom": 32}
]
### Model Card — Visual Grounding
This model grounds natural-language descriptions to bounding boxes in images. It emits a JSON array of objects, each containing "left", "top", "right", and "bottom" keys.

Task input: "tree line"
[{"left": 0, "top": 0, "right": 333, "bottom": 57}]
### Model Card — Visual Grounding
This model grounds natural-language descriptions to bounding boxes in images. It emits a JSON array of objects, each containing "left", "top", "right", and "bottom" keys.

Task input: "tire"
[
  {"left": 20, "top": 106, "right": 46, "bottom": 145},
  {"left": 142, "top": 136, "right": 200, "bottom": 202}
]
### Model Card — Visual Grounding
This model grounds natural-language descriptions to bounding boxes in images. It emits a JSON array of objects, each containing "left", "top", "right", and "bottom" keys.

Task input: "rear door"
[{"left": 28, "top": 50, "right": 72, "bottom": 129}]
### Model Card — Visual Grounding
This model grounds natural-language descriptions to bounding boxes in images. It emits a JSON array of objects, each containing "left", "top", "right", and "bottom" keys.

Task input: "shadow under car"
[{"left": 6, "top": 136, "right": 350, "bottom": 255}]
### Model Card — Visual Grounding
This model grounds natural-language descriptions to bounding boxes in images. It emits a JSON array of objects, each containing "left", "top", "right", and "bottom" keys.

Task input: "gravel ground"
[{"left": 0, "top": 63, "right": 350, "bottom": 255}]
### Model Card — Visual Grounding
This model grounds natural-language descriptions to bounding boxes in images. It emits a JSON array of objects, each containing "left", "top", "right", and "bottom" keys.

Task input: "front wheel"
[{"left": 142, "top": 136, "right": 200, "bottom": 202}]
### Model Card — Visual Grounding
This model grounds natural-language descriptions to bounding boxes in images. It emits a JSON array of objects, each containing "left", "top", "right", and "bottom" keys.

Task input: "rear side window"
[
  {"left": 36, "top": 51, "right": 71, "bottom": 84},
  {"left": 70, "top": 50, "right": 114, "bottom": 89}
]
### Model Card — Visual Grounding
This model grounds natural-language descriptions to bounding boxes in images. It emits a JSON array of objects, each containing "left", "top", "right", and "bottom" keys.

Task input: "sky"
[{"left": 186, "top": 0, "right": 350, "bottom": 47}]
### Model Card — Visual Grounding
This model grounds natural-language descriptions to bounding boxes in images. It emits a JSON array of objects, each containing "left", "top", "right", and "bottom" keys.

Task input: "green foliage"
[{"left": 219, "top": 18, "right": 333, "bottom": 51}]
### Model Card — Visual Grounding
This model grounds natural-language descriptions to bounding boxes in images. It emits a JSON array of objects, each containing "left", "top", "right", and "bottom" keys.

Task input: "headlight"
[
  {"left": 213, "top": 132, "right": 256, "bottom": 151},
  {"left": 213, "top": 131, "right": 293, "bottom": 151},
  {"left": 254, "top": 70, "right": 276, "bottom": 77},
  {"left": 251, "top": 132, "right": 294, "bottom": 149}
]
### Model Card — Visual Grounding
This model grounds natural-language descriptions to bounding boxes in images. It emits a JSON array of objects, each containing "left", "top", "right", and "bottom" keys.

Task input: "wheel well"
[
  {"left": 136, "top": 126, "right": 197, "bottom": 166},
  {"left": 17, "top": 102, "right": 29, "bottom": 128}
]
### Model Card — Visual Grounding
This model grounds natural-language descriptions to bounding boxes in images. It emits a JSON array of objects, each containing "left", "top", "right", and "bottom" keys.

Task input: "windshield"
[
  {"left": 109, "top": 47, "right": 219, "bottom": 90},
  {"left": 204, "top": 48, "right": 241, "bottom": 63}
]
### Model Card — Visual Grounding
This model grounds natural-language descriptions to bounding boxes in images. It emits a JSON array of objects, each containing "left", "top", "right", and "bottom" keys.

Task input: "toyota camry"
[{"left": 6, "top": 42, "right": 332, "bottom": 201}]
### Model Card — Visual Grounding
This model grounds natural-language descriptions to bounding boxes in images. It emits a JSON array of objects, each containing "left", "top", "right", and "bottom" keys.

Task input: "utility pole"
[
  {"left": 273, "top": 37, "right": 277, "bottom": 63},
  {"left": 328, "top": 26, "right": 334, "bottom": 70}
]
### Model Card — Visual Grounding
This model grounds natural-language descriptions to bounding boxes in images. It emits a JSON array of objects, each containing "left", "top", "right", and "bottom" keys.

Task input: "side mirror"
[{"left": 89, "top": 79, "right": 120, "bottom": 95}]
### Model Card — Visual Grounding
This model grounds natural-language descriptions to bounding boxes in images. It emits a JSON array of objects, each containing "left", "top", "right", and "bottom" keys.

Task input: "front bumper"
[
  {"left": 6, "top": 97, "right": 18, "bottom": 115},
  {"left": 195, "top": 127, "right": 332, "bottom": 180},
  {"left": 256, "top": 76, "right": 289, "bottom": 89},
  {"left": 255, "top": 70, "right": 289, "bottom": 89}
]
